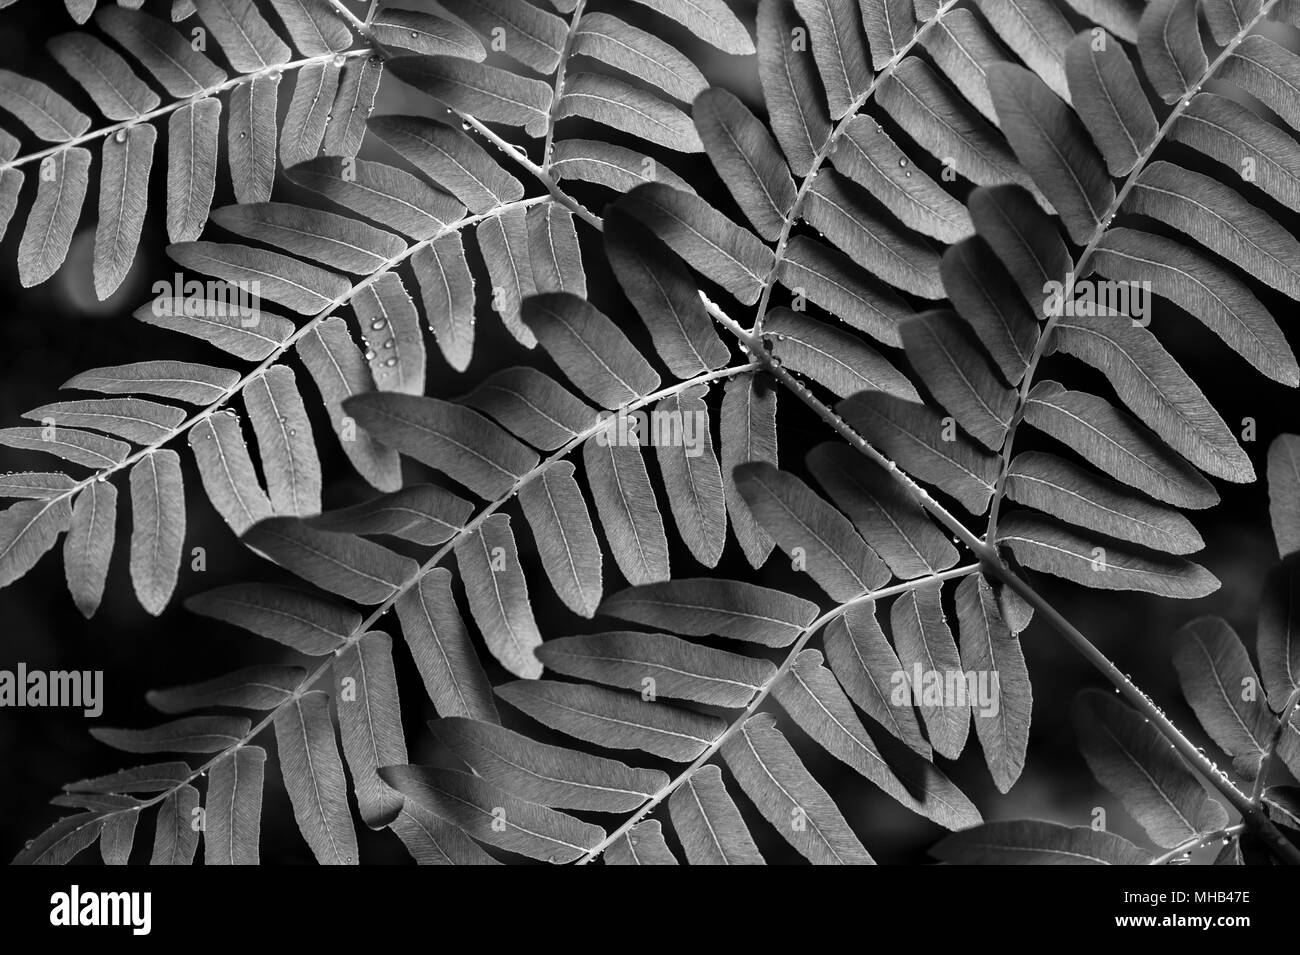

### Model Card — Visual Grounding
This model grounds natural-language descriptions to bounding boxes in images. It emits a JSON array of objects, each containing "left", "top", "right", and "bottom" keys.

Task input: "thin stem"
[
  {"left": 541, "top": 0, "right": 587, "bottom": 172},
  {"left": 1150, "top": 823, "right": 1245, "bottom": 865},
  {"left": 749, "top": 0, "right": 962, "bottom": 335},
  {"left": 984, "top": 0, "right": 1280, "bottom": 537},
  {"left": 72, "top": 360, "right": 759, "bottom": 827},
  {"left": 577, "top": 562, "right": 982, "bottom": 863},
  {"left": 0, "top": 50, "right": 371, "bottom": 175}
]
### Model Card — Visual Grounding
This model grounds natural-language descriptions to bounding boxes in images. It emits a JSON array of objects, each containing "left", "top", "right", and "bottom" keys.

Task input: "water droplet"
[
  {"left": 370, "top": 319, "right": 387, "bottom": 330},
  {"left": 898, "top": 157, "right": 908, "bottom": 168},
  {"left": 364, "top": 349, "right": 376, "bottom": 360},
  {"left": 333, "top": 54, "right": 348, "bottom": 68},
  {"left": 114, "top": 129, "right": 128, "bottom": 143},
  {"left": 383, "top": 338, "right": 394, "bottom": 349},
  {"left": 410, "top": 31, "right": 418, "bottom": 38},
  {"left": 384, "top": 357, "right": 397, "bottom": 367},
  {"left": 904, "top": 171, "right": 912, "bottom": 178},
  {"left": 239, "top": 131, "right": 248, "bottom": 139}
]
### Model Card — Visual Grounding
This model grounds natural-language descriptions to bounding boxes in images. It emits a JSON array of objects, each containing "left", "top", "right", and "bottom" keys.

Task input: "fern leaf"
[
  {"left": 459, "top": 367, "right": 595, "bottom": 451},
  {"left": 496, "top": 680, "right": 725, "bottom": 761},
  {"left": 756, "top": 0, "right": 831, "bottom": 177},
  {"left": 0, "top": 425, "right": 129, "bottom": 467},
  {"left": 188, "top": 411, "right": 274, "bottom": 534},
  {"left": 135, "top": 298, "right": 294, "bottom": 363},
  {"left": 430, "top": 717, "right": 668, "bottom": 813},
  {"left": 370, "top": 114, "right": 523, "bottom": 214},
  {"left": 833, "top": 116, "right": 973, "bottom": 243},
  {"left": 64, "top": 480, "right": 116, "bottom": 617},
  {"left": 583, "top": 433, "right": 671, "bottom": 584},
  {"left": 204, "top": 745, "right": 265, "bottom": 865},
  {"left": 18, "top": 147, "right": 91, "bottom": 286},
  {"left": 411, "top": 232, "right": 476, "bottom": 371},
  {"left": 778, "top": 236, "right": 911, "bottom": 348},
  {"left": 166, "top": 98, "right": 220, "bottom": 243},
  {"left": 476, "top": 204, "right": 537, "bottom": 345},
  {"left": 243, "top": 365, "right": 322, "bottom": 516},
  {"left": 265, "top": 0, "right": 351, "bottom": 55},
  {"left": 736, "top": 461, "right": 889, "bottom": 601},
  {"left": 306, "top": 484, "right": 471, "bottom": 545},
  {"left": 1258, "top": 553, "right": 1300, "bottom": 706},
  {"left": 128, "top": 448, "right": 185, "bottom": 615},
  {"left": 334, "top": 632, "right": 407, "bottom": 828},
  {"left": 891, "top": 581, "right": 969, "bottom": 759},
  {"left": 344, "top": 392, "right": 538, "bottom": 498},
  {"left": 669, "top": 763, "right": 765, "bottom": 864},
  {"left": 380, "top": 765, "right": 604, "bottom": 863},
  {"left": 280, "top": 61, "right": 339, "bottom": 169},
  {"left": 387, "top": 56, "right": 551, "bottom": 132},
  {"left": 627, "top": 0, "right": 753, "bottom": 55},
  {"left": 517, "top": 462, "right": 603, "bottom": 617},
  {"left": 150, "top": 785, "right": 200, "bottom": 864},
  {"left": 604, "top": 207, "right": 728, "bottom": 378},
  {"left": 288, "top": 156, "right": 464, "bottom": 240},
  {"left": 550, "top": 139, "right": 694, "bottom": 193},
  {"left": 987, "top": 61, "right": 1113, "bottom": 245},
  {"left": 390, "top": 802, "right": 500, "bottom": 865},
  {"left": 296, "top": 317, "right": 403, "bottom": 491},
  {"left": 1052, "top": 311, "right": 1253, "bottom": 482},
  {"left": 226, "top": 73, "right": 280, "bottom": 203},
  {"left": 1172, "top": 618, "right": 1274, "bottom": 779},
  {"left": 975, "top": 0, "right": 1073, "bottom": 101},
  {"left": 369, "top": 8, "right": 485, "bottom": 59},
  {"left": 996, "top": 511, "right": 1219, "bottom": 597},
  {"left": 66, "top": 762, "right": 192, "bottom": 794},
  {"left": 352, "top": 272, "right": 425, "bottom": 395},
  {"left": 803, "top": 170, "right": 943, "bottom": 299},
  {"left": 96, "top": 7, "right": 227, "bottom": 96},
  {"left": 1073, "top": 689, "right": 1229, "bottom": 847},
  {"left": 93, "top": 716, "right": 251, "bottom": 753},
  {"left": 1064, "top": 32, "right": 1156, "bottom": 177},
  {"left": 521, "top": 292, "right": 661, "bottom": 407},
  {"left": 655, "top": 387, "right": 728, "bottom": 567},
  {"left": 454, "top": 513, "right": 543, "bottom": 679},
  {"left": 794, "top": 0, "right": 871, "bottom": 119},
  {"left": 618, "top": 183, "right": 772, "bottom": 304},
  {"left": 168, "top": 240, "right": 350, "bottom": 314},
  {"left": 48, "top": 32, "right": 159, "bottom": 120},
  {"left": 806, "top": 442, "right": 959, "bottom": 578},
  {"left": 0, "top": 69, "right": 89, "bottom": 140},
  {"left": 823, "top": 605, "right": 931, "bottom": 755},
  {"left": 1022, "top": 380, "right": 1217, "bottom": 509},
  {"left": 1006, "top": 451, "right": 1204, "bottom": 554},
  {"left": 921, "top": 9, "right": 1003, "bottom": 122},
  {"left": 966, "top": 184, "right": 1070, "bottom": 322},
  {"left": 12, "top": 813, "right": 104, "bottom": 865},
  {"left": 185, "top": 582, "right": 357, "bottom": 655},
  {"left": 526, "top": 203, "right": 585, "bottom": 296},
  {"left": 0, "top": 472, "right": 77, "bottom": 499},
  {"left": 1137, "top": 0, "right": 1206, "bottom": 104},
  {"left": 606, "top": 821, "right": 678, "bottom": 864},
  {"left": 839, "top": 392, "right": 999, "bottom": 514},
  {"left": 394, "top": 568, "right": 499, "bottom": 722},
  {"left": 721, "top": 713, "right": 874, "bottom": 864},
  {"left": 1091, "top": 228, "right": 1298, "bottom": 386},
  {"left": 933, "top": 820, "right": 1153, "bottom": 864},
  {"left": 99, "top": 813, "right": 138, "bottom": 865},
  {"left": 245, "top": 516, "right": 416, "bottom": 604},
  {"left": 274, "top": 690, "right": 359, "bottom": 864},
  {"left": 574, "top": 13, "right": 706, "bottom": 103},
  {"left": 211, "top": 202, "right": 405, "bottom": 274},
  {"left": 764, "top": 308, "right": 919, "bottom": 401},
  {"left": 538, "top": 631, "right": 773, "bottom": 707},
  {"left": 1220, "top": 34, "right": 1300, "bottom": 133},
  {"left": 561, "top": 74, "right": 703, "bottom": 151},
  {"left": 720, "top": 372, "right": 778, "bottom": 568},
  {"left": 598, "top": 577, "right": 818, "bottom": 648},
  {"left": 146, "top": 665, "right": 302, "bottom": 712},
  {"left": 322, "top": 55, "right": 383, "bottom": 157}
]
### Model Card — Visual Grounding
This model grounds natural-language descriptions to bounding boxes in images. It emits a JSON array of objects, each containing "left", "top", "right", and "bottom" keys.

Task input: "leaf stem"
[
  {"left": 577, "top": 562, "right": 983, "bottom": 864},
  {"left": 541, "top": 0, "right": 587, "bottom": 172},
  {"left": 1252, "top": 684, "right": 1300, "bottom": 801}
]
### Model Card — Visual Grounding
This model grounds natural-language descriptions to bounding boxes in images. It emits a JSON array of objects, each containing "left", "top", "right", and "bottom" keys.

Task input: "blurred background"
[{"left": 0, "top": 0, "right": 1297, "bottom": 864}]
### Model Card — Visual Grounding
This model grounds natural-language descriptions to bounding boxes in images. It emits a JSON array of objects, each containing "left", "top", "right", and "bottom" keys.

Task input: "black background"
[{"left": 0, "top": 0, "right": 1297, "bottom": 865}]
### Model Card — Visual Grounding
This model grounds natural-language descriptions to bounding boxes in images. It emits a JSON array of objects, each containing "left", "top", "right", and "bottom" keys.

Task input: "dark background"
[{"left": 0, "top": 0, "right": 1296, "bottom": 864}]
